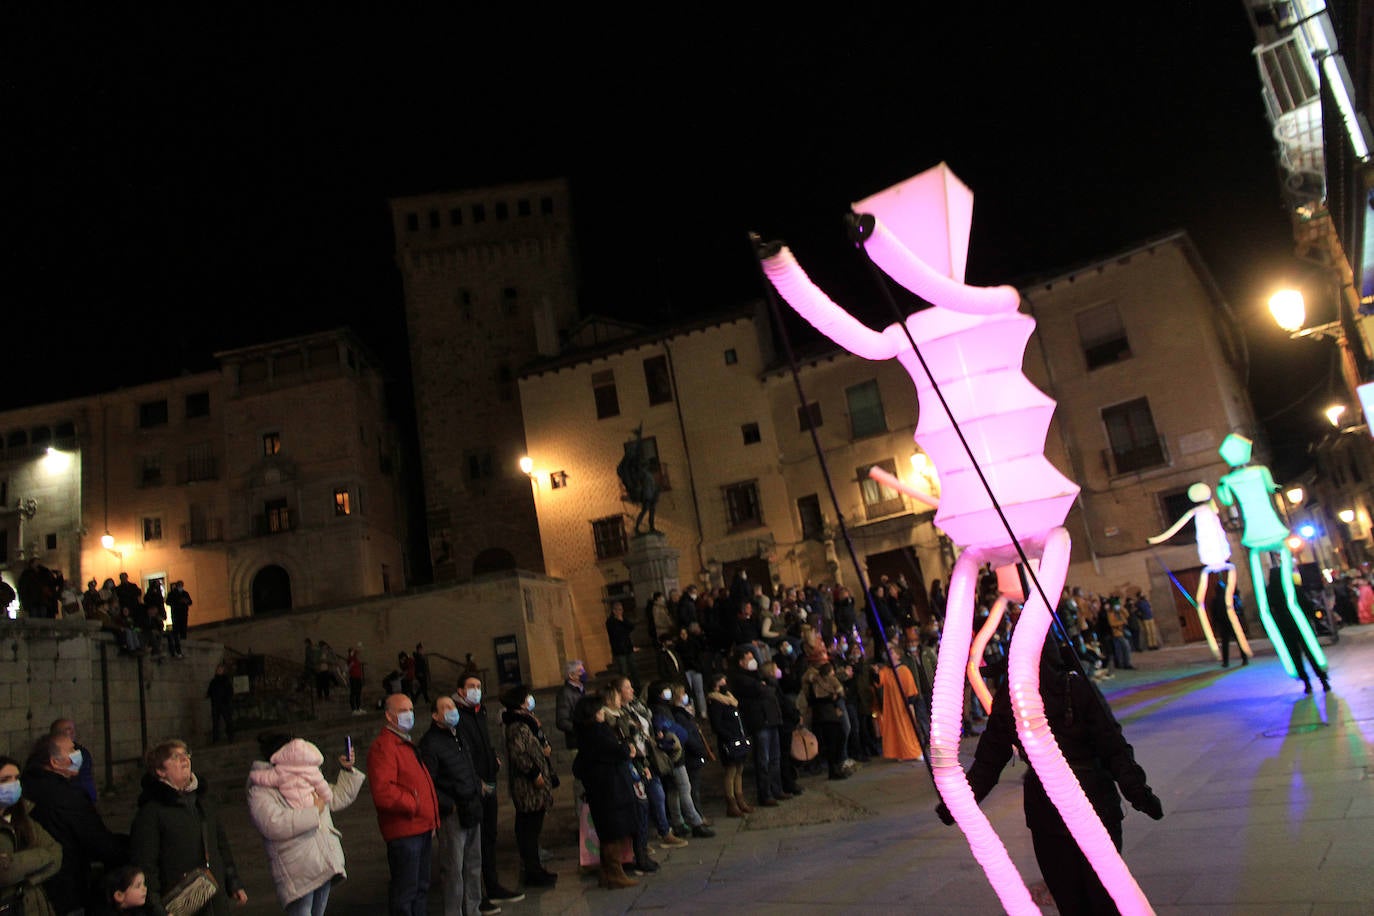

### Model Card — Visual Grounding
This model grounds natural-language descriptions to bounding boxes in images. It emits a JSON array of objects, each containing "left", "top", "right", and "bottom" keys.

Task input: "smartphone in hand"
[{"left": 345, "top": 736, "right": 353, "bottom": 758}]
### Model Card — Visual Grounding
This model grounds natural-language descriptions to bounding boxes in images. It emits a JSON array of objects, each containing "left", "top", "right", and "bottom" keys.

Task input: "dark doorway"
[
  {"left": 472, "top": 547, "right": 517, "bottom": 576},
  {"left": 1167, "top": 565, "right": 1208, "bottom": 644},
  {"left": 865, "top": 546, "right": 932, "bottom": 622},
  {"left": 720, "top": 556, "right": 771, "bottom": 606},
  {"left": 251, "top": 565, "right": 293, "bottom": 615}
]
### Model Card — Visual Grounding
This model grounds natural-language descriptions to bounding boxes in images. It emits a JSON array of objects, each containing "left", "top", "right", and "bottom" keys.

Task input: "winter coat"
[
  {"left": 452, "top": 700, "right": 500, "bottom": 784},
  {"left": 130, "top": 774, "right": 244, "bottom": 916},
  {"left": 502, "top": 709, "right": 555, "bottom": 813},
  {"left": 571, "top": 720, "right": 638, "bottom": 842},
  {"left": 0, "top": 801, "right": 61, "bottom": 916},
  {"left": 22, "top": 767, "right": 128, "bottom": 915},
  {"left": 247, "top": 758, "right": 365, "bottom": 907},
  {"left": 367, "top": 727, "right": 441, "bottom": 842},
  {"left": 605, "top": 615, "right": 636, "bottom": 656},
  {"left": 247, "top": 739, "right": 332, "bottom": 808},
  {"left": 555, "top": 680, "right": 584, "bottom": 750},
  {"left": 965, "top": 646, "right": 1156, "bottom": 837},
  {"left": 417, "top": 720, "right": 484, "bottom": 829},
  {"left": 670, "top": 705, "right": 711, "bottom": 771},
  {"left": 728, "top": 669, "right": 779, "bottom": 734},
  {"left": 707, "top": 690, "right": 749, "bottom": 760}
]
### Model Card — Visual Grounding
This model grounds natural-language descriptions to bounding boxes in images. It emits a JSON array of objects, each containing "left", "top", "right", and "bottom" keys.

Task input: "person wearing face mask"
[
  {"left": 728, "top": 649, "right": 787, "bottom": 807},
  {"left": 667, "top": 684, "right": 714, "bottom": 819},
  {"left": 647, "top": 682, "right": 713, "bottom": 839},
  {"left": 419, "top": 696, "right": 484, "bottom": 916},
  {"left": 368, "top": 693, "right": 440, "bottom": 916},
  {"left": 0, "top": 755, "right": 62, "bottom": 916},
  {"left": 555, "top": 661, "right": 588, "bottom": 752},
  {"left": 130, "top": 739, "right": 248, "bottom": 915},
  {"left": 499, "top": 687, "right": 558, "bottom": 889},
  {"left": 24, "top": 733, "right": 129, "bottom": 916},
  {"left": 452, "top": 676, "right": 522, "bottom": 910}
]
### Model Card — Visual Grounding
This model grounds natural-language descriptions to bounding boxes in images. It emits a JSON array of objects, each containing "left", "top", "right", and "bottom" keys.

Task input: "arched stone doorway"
[
  {"left": 472, "top": 548, "right": 516, "bottom": 576},
  {"left": 251, "top": 565, "right": 293, "bottom": 614}
]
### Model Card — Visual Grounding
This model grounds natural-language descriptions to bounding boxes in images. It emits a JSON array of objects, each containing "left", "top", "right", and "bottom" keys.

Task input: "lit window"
[
  {"left": 858, "top": 459, "right": 904, "bottom": 520},
  {"left": 643, "top": 355, "right": 673, "bottom": 405},
  {"left": 592, "top": 516, "right": 628, "bottom": 560},
  {"left": 725, "top": 481, "right": 763, "bottom": 530},
  {"left": 334, "top": 488, "right": 352, "bottom": 516},
  {"left": 263, "top": 432, "right": 282, "bottom": 457},
  {"left": 593, "top": 371, "right": 620, "bottom": 420},
  {"left": 265, "top": 498, "right": 291, "bottom": 534},
  {"left": 142, "top": 518, "right": 163, "bottom": 542},
  {"left": 846, "top": 380, "right": 887, "bottom": 438},
  {"left": 1077, "top": 303, "right": 1131, "bottom": 370}
]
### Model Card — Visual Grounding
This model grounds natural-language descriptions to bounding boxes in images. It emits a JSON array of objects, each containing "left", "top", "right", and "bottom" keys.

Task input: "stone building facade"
[
  {"left": 389, "top": 179, "right": 578, "bottom": 583},
  {"left": 0, "top": 328, "right": 407, "bottom": 625},
  {"left": 518, "top": 310, "right": 949, "bottom": 668},
  {"left": 1022, "top": 232, "right": 1263, "bottom": 643}
]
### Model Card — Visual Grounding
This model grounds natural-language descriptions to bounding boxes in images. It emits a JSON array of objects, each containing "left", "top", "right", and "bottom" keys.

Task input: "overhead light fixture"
[
  {"left": 1338, "top": 508, "right": 1356, "bottom": 523},
  {"left": 518, "top": 456, "right": 534, "bottom": 476},
  {"left": 1286, "top": 486, "right": 1305, "bottom": 505},
  {"left": 1269, "top": 289, "right": 1306, "bottom": 332},
  {"left": 100, "top": 532, "right": 115, "bottom": 550}
]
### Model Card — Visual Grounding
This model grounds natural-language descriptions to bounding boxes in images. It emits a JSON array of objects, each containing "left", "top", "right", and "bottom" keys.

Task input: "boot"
[
  {"left": 725, "top": 797, "right": 743, "bottom": 818},
  {"left": 733, "top": 770, "right": 753, "bottom": 813},
  {"left": 599, "top": 840, "right": 638, "bottom": 889}
]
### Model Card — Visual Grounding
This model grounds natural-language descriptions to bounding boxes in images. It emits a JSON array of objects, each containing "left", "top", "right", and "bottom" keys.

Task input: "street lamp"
[
  {"left": 1269, "top": 289, "right": 1306, "bottom": 332},
  {"left": 1338, "top": 508, "right": 1356, "bottom": 524},
  {"left": 1286, "top": 486, "right": 1305, "bottom": 506},
  {"left": 1325, "top": 404, "right": 1347, "bottom": 427},
  {"left": 518, "top": 456, "right": 534, "bottom": 476}
]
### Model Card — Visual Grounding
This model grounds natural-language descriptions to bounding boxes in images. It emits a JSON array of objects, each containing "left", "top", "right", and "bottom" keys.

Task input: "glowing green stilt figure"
[{"left": 1214, "top": 434, "right": 1327, "bottom": 679}]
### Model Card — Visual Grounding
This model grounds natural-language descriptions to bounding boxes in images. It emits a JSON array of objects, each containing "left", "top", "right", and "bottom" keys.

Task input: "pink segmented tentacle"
[
  {"left": 1009, "top": 527, "right": 1155, "bottom": 916},
  {"left": 968, "top": 596, "right": 1008, "bottom": 714},
  {"left": 864, "top": 216, "right": 1021, "bottom": 315},
  {"left": 931, "top": 550, "right": 1039, "bottom": 915}
]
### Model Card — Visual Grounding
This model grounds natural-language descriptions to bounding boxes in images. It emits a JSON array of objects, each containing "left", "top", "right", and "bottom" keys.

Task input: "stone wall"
[
  {"left": 0, "top": 619, "right": 224, "bottom": 788},
  {"left": 195, "top": 571, "right": 582, "bottom": 691}
]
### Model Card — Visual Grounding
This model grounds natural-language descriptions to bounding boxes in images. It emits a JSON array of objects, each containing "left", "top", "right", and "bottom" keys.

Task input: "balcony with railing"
[
  {"left": 181, "top": 518, "right": 224, "bottom": 547},
  {"left": 251, "top": 509, "right": 296, "bottom": 537}
]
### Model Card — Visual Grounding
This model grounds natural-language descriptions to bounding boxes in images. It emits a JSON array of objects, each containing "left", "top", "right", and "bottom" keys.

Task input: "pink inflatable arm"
[
  {"left": 967, "top": 596, "right": 1008, "bottom": 713},
  {"left": 867, "top": 464, "right": 938, "bottom": 509},
  {"left": 863, "top": 217, "right": 1021, "bottom": 315},
  {"left": 758, "top": 246, "right": 903, "bottom": 361}
]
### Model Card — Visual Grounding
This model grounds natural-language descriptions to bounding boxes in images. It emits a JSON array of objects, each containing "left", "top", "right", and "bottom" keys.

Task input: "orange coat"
[{"left": 877, "top": 664, "right": 924, "bottom": 761}]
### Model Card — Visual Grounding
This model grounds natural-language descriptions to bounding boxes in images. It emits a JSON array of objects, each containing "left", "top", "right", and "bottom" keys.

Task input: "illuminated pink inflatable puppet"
[
  {"left": 1146, "top": 483, "right": 1251, "bottom": 662},
  {"left": 758, "top": 165, "right": 1154, "bottom": 916}
]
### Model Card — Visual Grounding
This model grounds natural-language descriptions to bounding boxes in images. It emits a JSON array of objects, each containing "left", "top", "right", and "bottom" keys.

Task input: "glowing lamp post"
[
  {"left": 1338, "top": 508, "right": 1356, "bottom": 524},
  {"left": 1268, "top": 289, "right": 1306, "bottom": 332}
]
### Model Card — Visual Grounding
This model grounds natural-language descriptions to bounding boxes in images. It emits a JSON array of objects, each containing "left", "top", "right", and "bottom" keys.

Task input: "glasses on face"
[{"left": 168, "top": 751, "right": 192, "bottom": 762}]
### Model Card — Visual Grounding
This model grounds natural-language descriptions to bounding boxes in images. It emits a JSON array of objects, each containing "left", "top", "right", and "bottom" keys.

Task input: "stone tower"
[{"left": 390, "top": 179, "right": 578, "bottom": 581}]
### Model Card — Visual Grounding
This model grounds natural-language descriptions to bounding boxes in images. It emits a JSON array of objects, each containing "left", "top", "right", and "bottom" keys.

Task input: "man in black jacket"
[
  {"left": 454, "top": 673, "right": 523, "bottom": 909},
  {"left": 420, "top": 696, "right": 485, "bottom": 916},
  {"left": 555, "top": 660, "right": 587, "bottom": 751},
  {"left": 25, "top": 733, "right": 130, "bottom": 915},
  {"left": 727, "top": 650, "right": 786, "bottom": 808},
  {"left": 937, "top": 635, "right": 1163, "bottom": 914}
]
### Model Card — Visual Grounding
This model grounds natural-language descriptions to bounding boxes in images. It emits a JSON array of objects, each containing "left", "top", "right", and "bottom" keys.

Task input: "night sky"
[{"left": 4, "top": 5, "right": 1339, "bottom": 476}]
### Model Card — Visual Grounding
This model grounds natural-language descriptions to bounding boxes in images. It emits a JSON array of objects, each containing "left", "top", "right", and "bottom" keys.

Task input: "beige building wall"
[
  {"left": 1022, "top": 233, "right": 1261, "bottom": 639},
  {"left": 390, "top": 179, "right": 578, "bottom": 583}
]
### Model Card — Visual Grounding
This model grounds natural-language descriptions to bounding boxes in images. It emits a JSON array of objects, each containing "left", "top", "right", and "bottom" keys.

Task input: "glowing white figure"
[
  {"left": 757, "top": 164, "right": 1153, "bottom": 915},
  {"left": 1146, "top": 482, "right": 1251, "bottom": 661}
]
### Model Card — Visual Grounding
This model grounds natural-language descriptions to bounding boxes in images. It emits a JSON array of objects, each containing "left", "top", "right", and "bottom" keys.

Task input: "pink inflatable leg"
[
  {"left": 931, "top": 549, "right": 1038, "bottom": 915},
  {"left": 1007, "top": 527, "right": 1154, "bottom": 915}
]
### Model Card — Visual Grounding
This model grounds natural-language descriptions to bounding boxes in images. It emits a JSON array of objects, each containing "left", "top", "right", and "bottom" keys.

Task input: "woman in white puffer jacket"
[{"left": 247, "top": 734, "right": 366, "bottom": 915}]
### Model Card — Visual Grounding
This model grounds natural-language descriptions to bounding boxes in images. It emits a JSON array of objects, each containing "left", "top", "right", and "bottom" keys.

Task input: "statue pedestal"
[{"left": 624, "top": 532, "right": 680, "bottom": 647}]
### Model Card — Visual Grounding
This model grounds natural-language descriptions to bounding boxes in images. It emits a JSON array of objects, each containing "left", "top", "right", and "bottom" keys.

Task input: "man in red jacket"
[{"left": 370, "top": 692, "right": 441, "bottom": 916}]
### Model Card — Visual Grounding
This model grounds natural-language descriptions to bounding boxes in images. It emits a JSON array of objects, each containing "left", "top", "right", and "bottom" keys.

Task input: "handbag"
[
  {"left": 790, "top": 726, "right": 819, "bottom": 762},
  {"left": 163, "top": 822, "right": 220, "bottom": 916},
  {"left": 722, "top": 735, "right": 752, "bottom": 763}
]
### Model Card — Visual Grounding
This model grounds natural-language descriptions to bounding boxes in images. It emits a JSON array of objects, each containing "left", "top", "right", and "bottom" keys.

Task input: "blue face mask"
[
  {"left": 0, "top": 782, "right": 20, "bottom": 807},
  {"left": 464, "top": 688, "right": 482, "bottom": 706},
  {"left": 443, "top": 709, "right": 461, "bottom": 728},
  {"left": 397, "top": 711, "right": 415, "bottom": 732},
  {"left": 525, "top": 696, "right": 536, "bottom": 712},
  {"left": 67, "top": 750, "right": 83, "bottom": 773}
]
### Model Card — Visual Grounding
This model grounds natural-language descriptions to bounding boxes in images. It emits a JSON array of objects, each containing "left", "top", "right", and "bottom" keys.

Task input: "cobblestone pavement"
[{"left": 98, "top": 626, "right": 1374, "bottom": 914}]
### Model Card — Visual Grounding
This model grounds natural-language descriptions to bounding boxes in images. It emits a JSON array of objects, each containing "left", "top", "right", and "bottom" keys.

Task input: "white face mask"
[
  {"left": 661, "top": 689, "right": 673, "bottom": 701},
  {"left": 745, "top": 657, "right": 758, "bottom": 672}
]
